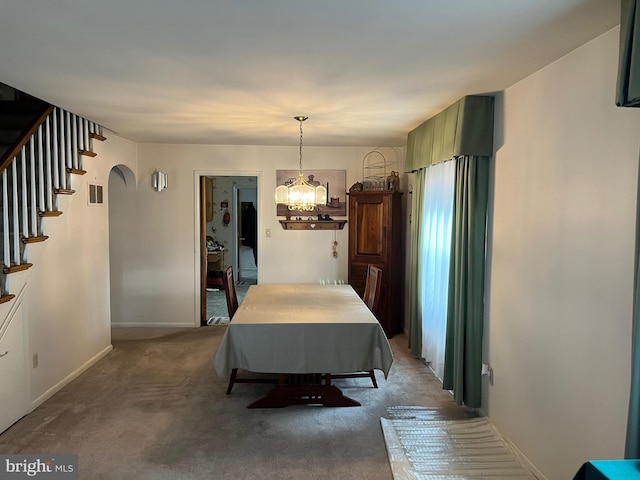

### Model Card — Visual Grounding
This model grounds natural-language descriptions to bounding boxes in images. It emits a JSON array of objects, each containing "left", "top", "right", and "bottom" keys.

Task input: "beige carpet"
[
  {"left": 0, "top": 328, "right": 469, "bottom": 480},
  {"left": 381, "top": 407, "right": 541, "bottom": 480}
]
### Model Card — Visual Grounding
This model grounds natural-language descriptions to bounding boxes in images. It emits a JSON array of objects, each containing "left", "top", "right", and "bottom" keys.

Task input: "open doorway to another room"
[{"left": 200, "top": 175, "right": 258, "bottom": 326}]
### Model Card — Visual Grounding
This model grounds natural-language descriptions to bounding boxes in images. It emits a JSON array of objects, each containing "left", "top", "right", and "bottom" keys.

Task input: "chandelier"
[{"left": 275, "top": 116, "right": 327, "bottom": 211}]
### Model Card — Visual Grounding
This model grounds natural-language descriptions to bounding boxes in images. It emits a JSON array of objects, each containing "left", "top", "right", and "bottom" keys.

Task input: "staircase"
[{"left": 0, "top": 85, "right": 105, "bottom": 304}]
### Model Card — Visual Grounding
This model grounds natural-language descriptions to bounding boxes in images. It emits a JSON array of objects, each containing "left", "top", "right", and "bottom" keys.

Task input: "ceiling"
[{"left": 0, "top": 1, "right": 621, "bottom": 147}]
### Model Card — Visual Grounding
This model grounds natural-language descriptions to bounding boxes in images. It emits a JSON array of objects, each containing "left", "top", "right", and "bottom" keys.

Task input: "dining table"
[{"left": 213, "top": 283, "right": 394, "bottom": 408}]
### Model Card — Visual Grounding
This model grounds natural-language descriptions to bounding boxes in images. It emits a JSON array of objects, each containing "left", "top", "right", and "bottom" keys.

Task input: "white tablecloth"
[{"left": 213, "top": 284, "right": 393, "bottom": 379}]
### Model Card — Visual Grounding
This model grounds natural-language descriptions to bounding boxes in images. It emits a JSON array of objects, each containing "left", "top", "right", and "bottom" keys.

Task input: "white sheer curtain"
[{"left": 420, "top": 159, "right": 456, "bottom": 380}]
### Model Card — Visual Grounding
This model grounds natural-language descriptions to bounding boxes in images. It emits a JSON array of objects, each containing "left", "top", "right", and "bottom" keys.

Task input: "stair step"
[
  {"left": 38, "top": 210, "right": 63, "bottom": 217},
  {"left": 3, "top": 263, "right": 33, "bottom": 274},
  {"left": 90, "top": 132, "right": 106, "bottom": 141},
  {"left": 67, "top": 167, "right": 86, "bottom": 175},
  {"left": 0, "top": 294, "right": 15, "bottom": 304},
  {"left": 78, "top": 149, "right": 97, "bottom": 157},
  {"left": 21, "top": 235, "right": 48, "bottom": 244},
  {"left": 54, "top": 188, "right": 75, "bottom": 195}
]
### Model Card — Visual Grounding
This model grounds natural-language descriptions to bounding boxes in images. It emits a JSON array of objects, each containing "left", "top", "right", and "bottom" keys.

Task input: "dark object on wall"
[
  {"left": 348, "top": 191, "right": 404, "bottom": 338},
  {"left": 617, "top": 0, "right": 640, "bottom": 107}
]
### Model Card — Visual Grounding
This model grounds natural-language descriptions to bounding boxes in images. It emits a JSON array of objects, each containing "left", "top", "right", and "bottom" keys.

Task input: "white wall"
[
  {"left": 486, "top": 27, "right": 640, "bottom": 479},
  {"left": 8, "top": 133, "right": 138, "bottom": 406},
  {"left": 109, "top": 144, "right": 403, "bottom": 327}
]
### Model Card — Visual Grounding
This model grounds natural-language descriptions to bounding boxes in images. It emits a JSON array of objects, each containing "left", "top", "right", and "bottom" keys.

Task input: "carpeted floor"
[{"left": 0, "top": 327, "right": 471, "bottom": 480}]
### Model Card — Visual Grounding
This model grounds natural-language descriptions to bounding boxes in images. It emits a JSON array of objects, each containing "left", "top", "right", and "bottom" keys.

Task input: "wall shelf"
[{"left": 279, "top": 220, "right": 347, "bottom": 231}]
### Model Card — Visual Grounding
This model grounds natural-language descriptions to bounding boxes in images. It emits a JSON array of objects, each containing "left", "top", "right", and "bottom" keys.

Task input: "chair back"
[
  {"left": 363, "top": 265, "right": 382, "bottom": 316},
  {"left": 222, "top": 265, "right": 239, "bottom": 319}
]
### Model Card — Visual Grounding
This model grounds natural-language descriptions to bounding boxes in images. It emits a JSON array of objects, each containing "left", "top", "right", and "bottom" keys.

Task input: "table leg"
[{"left": 247, "top": 373, "right": 360, "bottom": 408}]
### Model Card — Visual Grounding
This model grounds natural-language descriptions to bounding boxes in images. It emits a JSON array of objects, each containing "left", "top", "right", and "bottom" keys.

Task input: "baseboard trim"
[
  {"left": 481, "top": 415, "right": 548, "bottom": 480},
  {"left": 31, "top": 344, "right": 113, "bottom": 411},
  {"left": 110, "top": 322, "right": 196, "bottom": 328}
]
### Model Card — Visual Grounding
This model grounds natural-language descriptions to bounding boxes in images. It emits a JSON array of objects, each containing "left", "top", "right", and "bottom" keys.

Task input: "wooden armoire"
[{"left": 348, "top": 191, "right": 404, "bottom": 337}]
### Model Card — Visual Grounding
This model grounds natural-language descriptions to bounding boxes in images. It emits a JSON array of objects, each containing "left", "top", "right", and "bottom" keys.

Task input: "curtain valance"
[{"left": 405, "top": 95, "right": 494, "bottom": 172}]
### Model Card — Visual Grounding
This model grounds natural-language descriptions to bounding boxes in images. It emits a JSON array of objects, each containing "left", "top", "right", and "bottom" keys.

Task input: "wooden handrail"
[{"left": 0, "top": 104, "right": 54, "bottom": 175}]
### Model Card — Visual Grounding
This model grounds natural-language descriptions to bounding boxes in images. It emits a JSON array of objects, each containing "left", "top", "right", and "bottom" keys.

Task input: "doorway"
[
  {"left": 200, "top": 175, "right": 258, "bottom": 326},
  {"left": 236, "top": 187, "right": 258, "bottom": 283}
]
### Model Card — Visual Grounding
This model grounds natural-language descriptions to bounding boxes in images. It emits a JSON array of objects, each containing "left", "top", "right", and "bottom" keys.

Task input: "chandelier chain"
[{"left": 299, "top": 120, "right": 303, "bottom": 172}]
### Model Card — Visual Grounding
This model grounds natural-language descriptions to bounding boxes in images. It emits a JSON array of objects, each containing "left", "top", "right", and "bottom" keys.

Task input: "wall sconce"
[{"left": 152, "top": 170, "right": 168, "bottom": 192}]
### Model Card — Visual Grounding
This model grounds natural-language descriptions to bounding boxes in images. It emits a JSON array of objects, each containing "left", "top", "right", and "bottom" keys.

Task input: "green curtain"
[
  {"left": 617, "top": 0, "right": 640, "bottom": 107},
  {"left": 625, "top": 163, "right": 640, "bottom": 458},
  {"left": 442, "top": 155, "right": 490, "bottom": 408},
  {"left": 407, "top": 168, "right": 426, "bottom": 356}
]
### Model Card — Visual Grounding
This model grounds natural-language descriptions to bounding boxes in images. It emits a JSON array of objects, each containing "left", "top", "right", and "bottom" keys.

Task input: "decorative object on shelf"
[
  {"left": 274, "top": 116, "right": 327, "bottom": 211},
  {"left": 152, "top": 170, "right": 168, "bottom": 192},
  {"left": 386, "top": 171, "right": 400, "bottom": 191},
  {"left": 362, "top": 150, "right": 387, "bottom": 191},
  {"left": 349, "top": 181, "right": 363, "bottom": 193},
  {"left": 276, "top": 168, "right": 347, "bottom": 216}
]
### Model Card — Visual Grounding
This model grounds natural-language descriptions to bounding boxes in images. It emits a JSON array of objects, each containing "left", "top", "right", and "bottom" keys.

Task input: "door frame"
[{"left": 193, "top": 170, "right": 262, "bottom": 327}]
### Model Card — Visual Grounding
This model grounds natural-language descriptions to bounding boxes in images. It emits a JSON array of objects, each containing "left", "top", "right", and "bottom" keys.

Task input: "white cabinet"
[{"left": 0, "top": 302, "right": 29, "bottom": 434}]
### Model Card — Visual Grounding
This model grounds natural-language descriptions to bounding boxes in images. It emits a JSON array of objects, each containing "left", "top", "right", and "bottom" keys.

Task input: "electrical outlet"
[{"left": 33, "top": 353, "right": 38, "bottom": 369}]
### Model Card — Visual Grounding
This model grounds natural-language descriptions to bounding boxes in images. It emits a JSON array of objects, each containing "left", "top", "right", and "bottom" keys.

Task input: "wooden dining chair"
[
  {"left": 222, "top": 265, "right": 239, "bottom": 319},
  {"left": 333, "top": 264, "right": 382, "bottom": 388},
  {"left": 363, "top": 264, "right": 382, "bottom": 317},
  {"left": 222, "top": 266, "right": 276, "bottom": 394}
]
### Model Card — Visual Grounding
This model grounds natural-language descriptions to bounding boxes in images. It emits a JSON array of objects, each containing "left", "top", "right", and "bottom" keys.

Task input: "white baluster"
[
  {"left": 10, "top": 159, "right": 19, "bottom": 266},
  {"left": 87, "top": 120, "right": 94, "bottom": 152},
  {"left": 52, "top": 109, "right": 60, "bottom": 190},
  {"left": 2, "top": 170, "right": 9, "bottom": 270},
  {"left": 44, "top": 116, "right": 53, "bottom": 207},
  {"left": 71, "top": 113, "right": 78, "bottom": 171},
  {"left": 82, "top": 118, "right": 89, "bottom": 170},
  {"left": 19, "top": 147, "right": 28, "bottom": 239},
  {"left": 65, "top": 110, "right": 72, "bottom": 189},
  {"left": 29, "top": 134, "right": 37, "bottom": 236},
  {"left": 36, "top": 126, "right": 48, "bottom": 213}
]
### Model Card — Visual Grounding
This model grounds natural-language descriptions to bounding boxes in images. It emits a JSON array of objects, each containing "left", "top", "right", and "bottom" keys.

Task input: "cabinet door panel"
[{"left": 350, "top": 194, "right": 388, "bottom": 263}]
